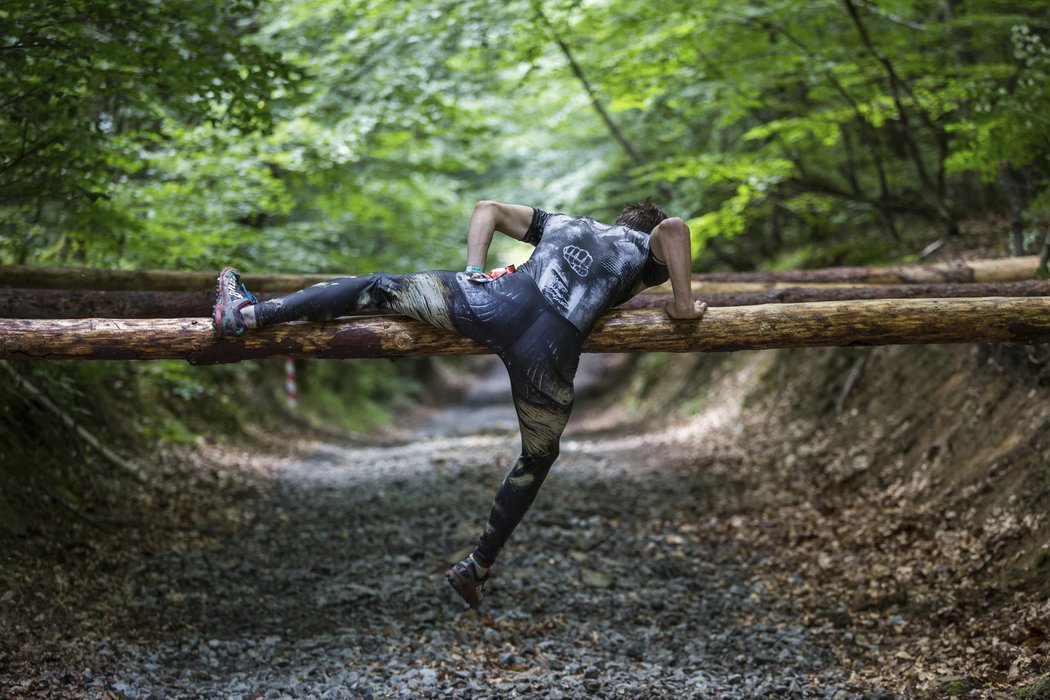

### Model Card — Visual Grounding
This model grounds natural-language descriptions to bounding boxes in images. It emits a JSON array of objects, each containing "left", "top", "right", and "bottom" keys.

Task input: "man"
[{"left": 212, "top": 199, "right": 706, "bottom": 609}]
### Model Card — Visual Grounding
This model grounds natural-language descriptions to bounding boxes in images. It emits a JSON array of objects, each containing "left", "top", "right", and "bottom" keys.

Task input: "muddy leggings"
[{"left": 253, "top": 270, "right": 582, "bottom": 568}]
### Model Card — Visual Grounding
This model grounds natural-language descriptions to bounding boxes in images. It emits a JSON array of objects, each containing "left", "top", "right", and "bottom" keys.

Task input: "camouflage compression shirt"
[{"left": 515, "top": 208, "right": 670, "bottom": 333}]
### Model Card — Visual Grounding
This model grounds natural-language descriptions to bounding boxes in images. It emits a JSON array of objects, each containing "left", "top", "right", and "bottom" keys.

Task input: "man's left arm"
[
  {"left": 465, "top": 201, "right": 535, "bottom": 272},
  {"left": 650, "top": 217, "right": 707, "bottom": 320}
]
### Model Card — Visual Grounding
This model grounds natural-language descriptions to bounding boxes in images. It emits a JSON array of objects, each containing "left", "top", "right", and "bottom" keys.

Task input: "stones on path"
[{"left": 0, "top": 400, "right": 887, "bottom": 699}]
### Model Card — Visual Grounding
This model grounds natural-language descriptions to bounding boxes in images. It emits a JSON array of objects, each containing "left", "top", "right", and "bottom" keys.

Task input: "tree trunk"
[
  {"left": 2, "top": 298, "right": 1047, "bottom": 363},
  {"left": 998, "top": 160, "right": 1028, "bottom": 256},
  {"left": 1038, "top": 227, "right": 1050, "bottom": 278},
  {"left": 533, "top": 4, "right": 646, "bottom": 167},
  {"left": 3, "top": 281, "right": 1047, "bottom": 319},
  {"left": 841, "top": 0, "right": 957, "bottom": 235}
]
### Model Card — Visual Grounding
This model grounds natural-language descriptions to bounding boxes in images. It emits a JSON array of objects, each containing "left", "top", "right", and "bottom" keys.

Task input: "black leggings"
[{"left": 253, "top": 271, "right": 582, "bottom": 567}]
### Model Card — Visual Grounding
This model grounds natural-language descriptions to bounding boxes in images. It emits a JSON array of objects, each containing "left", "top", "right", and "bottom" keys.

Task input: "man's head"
[{"left": 614, "top": 198, "right": 668, "bottom": 234}]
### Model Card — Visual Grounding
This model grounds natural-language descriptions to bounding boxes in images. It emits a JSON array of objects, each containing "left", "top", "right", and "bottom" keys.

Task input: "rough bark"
[
  {"left": 622, "top": 280, "right": 1050, "bottom": 309},
  {"left": 2, "top": 298, "right": 1047, "bottom": 364},
  {"left": 0, "top": 266, "right": 338, "bottom": 292},
  {"left": 3, "top": 281, "right": 1048, "bottom": 319},
  {"left": 2, "top": 256, "right": 1041, "bottom": 292},
  {"left": 671, "top": 255, "right": 1041, "bottom": 286}
]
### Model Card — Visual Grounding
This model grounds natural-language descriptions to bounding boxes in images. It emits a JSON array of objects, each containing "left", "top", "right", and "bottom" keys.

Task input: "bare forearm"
[
  {"left": 464, "top": 201, "right": 535, "bottom": 269},
  {"left": 664, "top": 237, "right": 695, "bottom": 314},
  {"left": 466, "top": 203, "right": 498, "bottom": 269},
  {"left": 651, "top": 217, "right": 707, "bottom": 320},
  {"left": 653, "top": 217, "right": 695, "bottom": 310}
]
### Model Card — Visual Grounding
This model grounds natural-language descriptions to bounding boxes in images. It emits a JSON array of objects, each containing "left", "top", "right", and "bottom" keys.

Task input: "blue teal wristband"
[{"left": 465, "top": 265, "right": 484, "bottom": 274}]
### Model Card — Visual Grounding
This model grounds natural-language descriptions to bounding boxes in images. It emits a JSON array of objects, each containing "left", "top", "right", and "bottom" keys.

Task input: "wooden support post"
[{"left": 1, "top": 298, "right": 1047, "bottom": 363}]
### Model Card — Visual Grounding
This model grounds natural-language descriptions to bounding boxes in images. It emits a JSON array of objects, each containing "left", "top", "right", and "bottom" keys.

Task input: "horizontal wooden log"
[
  {"left": 0, "top": 266, "right": 335, "bottom": 292},
  {"left": 623, "top": 280, "right": 1050, "bottom": 309},
  {"left": 0, "top": 289, "right": 283, "bottom": 319},
  {"left": 1, "top": 298, "right": 1047, "bottom": 363},
  {"left": 3, "top": 280, "right": 1049, "bottom": 319},
  {"left": 2, "top": 255, "right": 1040, "bottom": 292},
  {"left": 686, "top": 255, "right": 1042, "bottom": 285}
]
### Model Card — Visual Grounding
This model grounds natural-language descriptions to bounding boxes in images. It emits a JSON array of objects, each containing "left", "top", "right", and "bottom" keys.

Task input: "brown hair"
[{"left": 614, "top": 197, "right": 668, "bottom": 234}]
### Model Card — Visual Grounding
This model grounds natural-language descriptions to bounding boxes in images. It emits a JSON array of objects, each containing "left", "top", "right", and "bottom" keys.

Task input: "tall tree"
[{"left": 0, "top": 0, "right": 294, "bottom": 265}]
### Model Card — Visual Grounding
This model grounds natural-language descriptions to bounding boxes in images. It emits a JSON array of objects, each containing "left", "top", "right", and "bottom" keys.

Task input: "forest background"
[
  {"left": 1, "top": 0, "right": 1049, "bottom": 483},
  {"left": 4, "top": 3, "right": 1050, "bottom": 696}
]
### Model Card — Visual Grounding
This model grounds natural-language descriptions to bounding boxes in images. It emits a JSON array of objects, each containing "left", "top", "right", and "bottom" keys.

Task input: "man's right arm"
[
  {"left": 650, "top": 217, "right": 707, "bottom": 320},
  {"left": 466, "top": 201, "right": 535, "bottom": 271}
]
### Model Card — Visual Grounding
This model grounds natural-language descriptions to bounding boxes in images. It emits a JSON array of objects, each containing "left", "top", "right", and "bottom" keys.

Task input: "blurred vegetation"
[
  {"left": 4, "top": 0, "right": 1049, "bottom": 274},
  {"left": 1, "top": 0, "right": 1049, "bottom": 491}
]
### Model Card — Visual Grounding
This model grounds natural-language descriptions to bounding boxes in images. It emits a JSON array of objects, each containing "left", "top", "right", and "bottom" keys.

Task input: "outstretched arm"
[
  {"left": 650, "top": 217, "right": 707, "bottom": 320},
  {"left": 466, "top": 201, "right": 535, "bottom": 270}
]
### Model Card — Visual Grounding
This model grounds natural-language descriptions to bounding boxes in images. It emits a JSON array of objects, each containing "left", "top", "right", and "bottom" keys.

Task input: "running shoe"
[
  {"left": 446, "top": 557, "right": 492, "bottom": 609},
  {"left": 212, "top": 266, "right": 257, "bottom": 337}
]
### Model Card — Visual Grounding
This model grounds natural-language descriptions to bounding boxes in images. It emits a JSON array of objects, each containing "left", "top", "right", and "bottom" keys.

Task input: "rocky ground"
[
  {"left": 1, "top": 349, "right": 1047, "bottom": 699},
  {"left": 0, "top": 356, "right": 889, "bottom": 700}
]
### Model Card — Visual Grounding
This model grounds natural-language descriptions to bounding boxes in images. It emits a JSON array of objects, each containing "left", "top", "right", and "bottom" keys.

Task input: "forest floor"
[
  {"left": 0, "top": 341, "right": 1048, "bottom": 698},
  {"left": 0, "top": 357, "right": 875, "bottom": 699}
]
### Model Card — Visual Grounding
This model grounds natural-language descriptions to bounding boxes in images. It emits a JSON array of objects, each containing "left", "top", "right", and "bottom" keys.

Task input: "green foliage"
[
  {"left": 0, "top": 0, "right": 295, "bottom": 265},
  {"left": 1018, "top": 674, "right": 1050, "bottom": 700},
  {"left": 293, "top": 359, "right": 423, "bottom": 432},
  {"left": 8, "top": 0, "right": 1049, "bottom": 273},
  {"left": 947, "top": 24, "right": 1050, "bottom": 174},
  {"left": 554, "top": 0, "right": 1050, "bottom": 255}
]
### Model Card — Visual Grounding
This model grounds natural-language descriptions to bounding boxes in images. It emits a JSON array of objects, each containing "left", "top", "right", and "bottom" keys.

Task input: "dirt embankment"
[{"left": 588, "top": 341, "right": 1050, "bottom": 694}]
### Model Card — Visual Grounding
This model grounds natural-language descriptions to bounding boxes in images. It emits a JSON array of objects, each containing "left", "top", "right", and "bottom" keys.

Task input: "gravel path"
[{"left": 2, "top": 358, "right": 895, "bottom": 699}]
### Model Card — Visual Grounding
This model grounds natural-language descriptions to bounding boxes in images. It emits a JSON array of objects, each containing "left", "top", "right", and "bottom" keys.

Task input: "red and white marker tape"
[{"left": 284, "top": 357, "right": 298, "bottom": 409}]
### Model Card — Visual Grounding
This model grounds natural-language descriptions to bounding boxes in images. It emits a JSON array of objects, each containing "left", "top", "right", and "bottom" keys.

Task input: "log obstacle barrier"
[
  {"left": 600, "top": 280, "right": 1050, "bottom": 310},
  {"left": 1, "top": 281, "right": 1048, "bottom": 319},
  {"left": 2, "top": 256, "right": 1040, "bottom": 292},
  {"left": 679, "top": 255, "right": 1042, "bottom": 285},
  {"left": 1, "top": 298, "right": 1047, "bottom": 364}
]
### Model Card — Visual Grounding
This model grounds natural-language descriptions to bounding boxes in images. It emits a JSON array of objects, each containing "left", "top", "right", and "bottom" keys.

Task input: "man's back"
[{"left": 517, "top": 210, "right": 668, "bottom": 333}]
